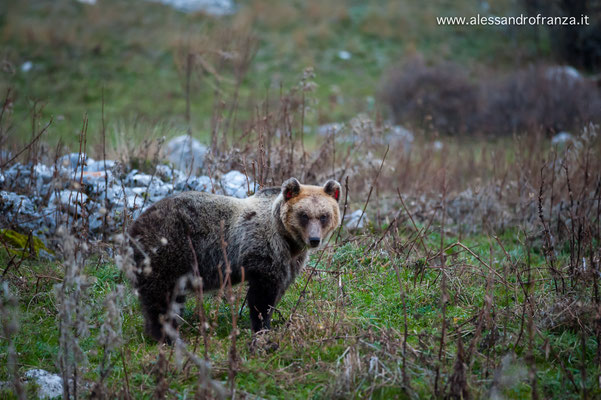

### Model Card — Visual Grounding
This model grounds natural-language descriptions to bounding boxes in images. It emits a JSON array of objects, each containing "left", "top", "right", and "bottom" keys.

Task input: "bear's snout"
[{"left": 306, "top": 220, "right": 323, "bottom": 248}]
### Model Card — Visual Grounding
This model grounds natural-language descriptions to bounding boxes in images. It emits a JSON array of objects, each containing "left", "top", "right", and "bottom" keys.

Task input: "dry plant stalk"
[
  {"left": 0, "top": 282, "right": 24, "bottom": 400},
  {"left": 54, "top": 226, "right": 93, "bottom": 400}
]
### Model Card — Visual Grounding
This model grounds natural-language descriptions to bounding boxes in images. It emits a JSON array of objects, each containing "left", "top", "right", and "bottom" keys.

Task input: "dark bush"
[
  {"left": 480, "top": 65, "right": 601, "bottom": 135},
  {"left": 379, "top": 57, "right": 480, "bottom": 135},
  {"left": 380, "top": 58, "right": 601, "bottom": 136}
]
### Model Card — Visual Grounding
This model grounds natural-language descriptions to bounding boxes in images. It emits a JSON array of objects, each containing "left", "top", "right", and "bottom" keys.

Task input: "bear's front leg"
[{"left": 247, "top": 279, "right": 280, "bottom": 333}]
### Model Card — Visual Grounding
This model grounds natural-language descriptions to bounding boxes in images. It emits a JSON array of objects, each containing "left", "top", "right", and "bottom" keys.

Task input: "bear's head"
[{"left": 278, "top": 178, "right": 342, "bottom": 249}]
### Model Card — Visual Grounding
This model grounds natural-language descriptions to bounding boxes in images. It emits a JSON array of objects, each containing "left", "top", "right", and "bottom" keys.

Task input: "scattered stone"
[
  {"left": 551, "top": 132, "right": 575, "bottom": 146},
  {"left": 33, "top": 164, "right": 54, "bottom": 184},
  {"left": 85, "top": 159, "right": 116, "bottom": 172},
  {"left": 21, "top": 61, "right": 33, "bottom": 73},
  {"left": 345, "top": 209, "right": 368, "bottom": 230},
  {"left": 103, "top": 184, "right": 130, "bottom": 207},
  {"left": 82, "top": 171, "right": 114, "bottom": 198},
  {"left": 189, "top": 176, "right": 213, "bottom": 192},
  {"left": 165, "top": 135, "right": 208, "bottom": 175},
  {"left": 150, "top": 181, "right": 173, "bottom": 198},
  {"left": 386, "top": 125, "right": 414, "bottom": 151},
  {"left": 0, "top": 191, "right": 56, "bottom": 234},
  {"left": 152, "top": 0, "right": 236, "bottom": 15},
  {"left": 49, "top": 190, "right": 89, "bottom": 215},
  {"left": 131, "top": 187, "right": 147, "bottom": 196},
  {"left": 317, "top": 123, "right": 344, "bottom": 136},
  {"left": 4, "top": 163, "right": 32, "bottom": 190},
  {"left": 0, "top": 149, "right": 12, "bottom": 161},
  {"left": 545, "top": 65, "right": 582, "bottom": 84},
  {"left": 38, "top": 249, "right": 56, "bottom": 262},
  {"left": 1, "top": 157, "right": 260, "bottom": 239},
  {"left": 126, "top": 194, "right": 145, "bottom": 210},
  {"left": 125, "top": 172, "right": 155, "bottom": 187},
  {"left": 88, "top": 212, "right": 104, "bottom": 232},
  {"left": 221, "top": 170, "right": 250, "bottom": 198},
  {"left": 432, "top": 140, "right": 444, "bottom": 151},
  {"left": 155, "top": 164, "right": 175, "bottom": 182},
  {"left": 1, "top": 191, "right": 37, "bottom": 216},
  {"left": 338, "top": 50, "right": 351, "bottom": 60},
  {"left": 58, "top": 153, "right": 92, "bottom": 172},
  {"left": 24, "top": 369, "right": 63, "bottom": 399}
]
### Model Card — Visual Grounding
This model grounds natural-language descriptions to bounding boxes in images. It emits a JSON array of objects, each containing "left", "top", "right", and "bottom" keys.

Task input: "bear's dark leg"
[
  {"left": 140, "top": 295, "right": 169, "bottom": 342},
  {"left": 247, "top": 280, "right": 279, "bottom": 333},
  {"left": 139, "top": 288, "right": 186, "bottom": 343}
]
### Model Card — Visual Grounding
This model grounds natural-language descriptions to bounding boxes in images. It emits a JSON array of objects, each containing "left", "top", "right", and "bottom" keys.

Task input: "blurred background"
[{"left": 1, "top": 0, "right": 600, "bottom": 154}]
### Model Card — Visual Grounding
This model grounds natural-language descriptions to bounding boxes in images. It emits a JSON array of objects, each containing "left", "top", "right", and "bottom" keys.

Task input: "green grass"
[{"left": 1, "top": 226, "right": 598, "bottom": 399}]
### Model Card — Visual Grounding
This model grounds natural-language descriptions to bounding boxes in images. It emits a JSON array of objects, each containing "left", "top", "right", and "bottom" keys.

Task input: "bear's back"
[{"left": 128, "top": 189, "right": 281, "bottom": 272}]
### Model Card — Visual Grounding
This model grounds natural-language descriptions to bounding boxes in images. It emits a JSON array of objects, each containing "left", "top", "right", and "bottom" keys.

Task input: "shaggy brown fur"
[{"left": 128, "top": 178, "right": 341, "bottom": 342}]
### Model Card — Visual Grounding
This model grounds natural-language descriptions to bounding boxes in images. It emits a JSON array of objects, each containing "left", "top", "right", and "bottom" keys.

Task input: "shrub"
[
  {"left": 480, "top": 65, "right": 601, "bottom": 135},
  {"left": 379, "top": 57, "right": 480, "bottom": 135},
  {"left": 380, "top": 57, "right": 601, "bottom": 136}
]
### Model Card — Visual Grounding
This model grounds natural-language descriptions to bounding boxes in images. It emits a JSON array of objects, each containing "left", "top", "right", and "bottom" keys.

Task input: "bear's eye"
[
  {"left": 298, "top": 212, "right": 309, "bottom": 225},
  {"left": 319, "top": 214, "right": 329, "bottom": 224}
]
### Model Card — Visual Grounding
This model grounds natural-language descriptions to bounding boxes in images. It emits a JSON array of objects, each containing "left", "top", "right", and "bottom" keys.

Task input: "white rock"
[
  {"left": 190, "top": 176, "right": 213, "bottom": 192},
  {"left": 551, "top": 132, "right": 575, "bottom": 146},
  {"left": 126, "top": 173, "right": 154, "bottom": 187},
  {"left": 21, "top": 61, "right": 33, "bottom": 72},
  {"left": 545, "top": 65, "right": 582, "bottom": 83},
  {"left": 82, "top": 172, "right": 115, "bottom": 197},
  {"left": 24, "top": 369, "right": 63, "bottom": 399},
  {"left": 49, "top": 190, "right": 88, "bottom": 215},
  {"left": 317, "top": 123, "right": 344, "bottom": 136},
  {"left": 165, "top": 135, "right": 208, "bottom": 175},
  {"left": 4, "top": 163, "right": 32, "bottom": 189},
  {"left": 387, "top": 125, "right": 414, "bottom": 152},
  {"left": 131, "top": 187, "right": 147, "bottom": 196},
  {"left": 337, "top": 50, "right": 351, "bottom": 60},
  {"left": 221, "top": 170, "right": 250, "bottom": 198},
  {"left": 152, "top": 0, "right": 236, "bottom": 15},
  {"left": 1, "top": 191, "right": 37, "bottom": 215},
  {"left": 170, "top": 169, "right": 188, "bottom": 187},
  {"left": 85, "top": 160, "right": 116, "bottom": 172},
  {"left": 345, "top": 209, "right": 368, "bottom": 230},
  {"left": 89, "top": 212, "right": 104, "bottom": 232},
  {"left": 34, "top": 164, "right": 53, "bottom": 184},
  {"left": 433, "top": 140, "right": 444, "bottom": 151},
  {"left": 150, "top": 181, "right": 173, "bottom": 198},
  {"left": 126, "top": 195, "right": 144, "bottom": 210},
  {"left": 58, "top": 153, "right": 91, "bottom": 171},
  {"left": 155, "top": 164, "right": 175, "bottom": 181}
]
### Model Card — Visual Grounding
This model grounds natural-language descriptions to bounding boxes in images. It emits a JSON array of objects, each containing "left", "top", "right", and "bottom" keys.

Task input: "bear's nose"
[{"left": 309, "top": 237, "right": 321, "bottom": 248}]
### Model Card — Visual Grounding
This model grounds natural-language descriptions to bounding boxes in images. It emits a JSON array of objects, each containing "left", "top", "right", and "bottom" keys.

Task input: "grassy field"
[
  {"left": 0, "top": 0, "right": 544, "bottom": 152},
  {"left": 4, "top": 224, "right": 597, "bottom": 399}
]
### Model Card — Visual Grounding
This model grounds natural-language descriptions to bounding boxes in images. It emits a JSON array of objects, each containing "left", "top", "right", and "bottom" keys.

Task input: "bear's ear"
[
  {"left": 323, "top": 180, "right": 341, "bottom": 202},
  {"left": 282, "top": 178, "right": 301, "bottom": 202}
]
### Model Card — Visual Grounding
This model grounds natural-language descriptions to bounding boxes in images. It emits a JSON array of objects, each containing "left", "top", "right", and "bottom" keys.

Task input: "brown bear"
[{"left": 128, "top": 177, "right": 341, "bottom": 342}]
